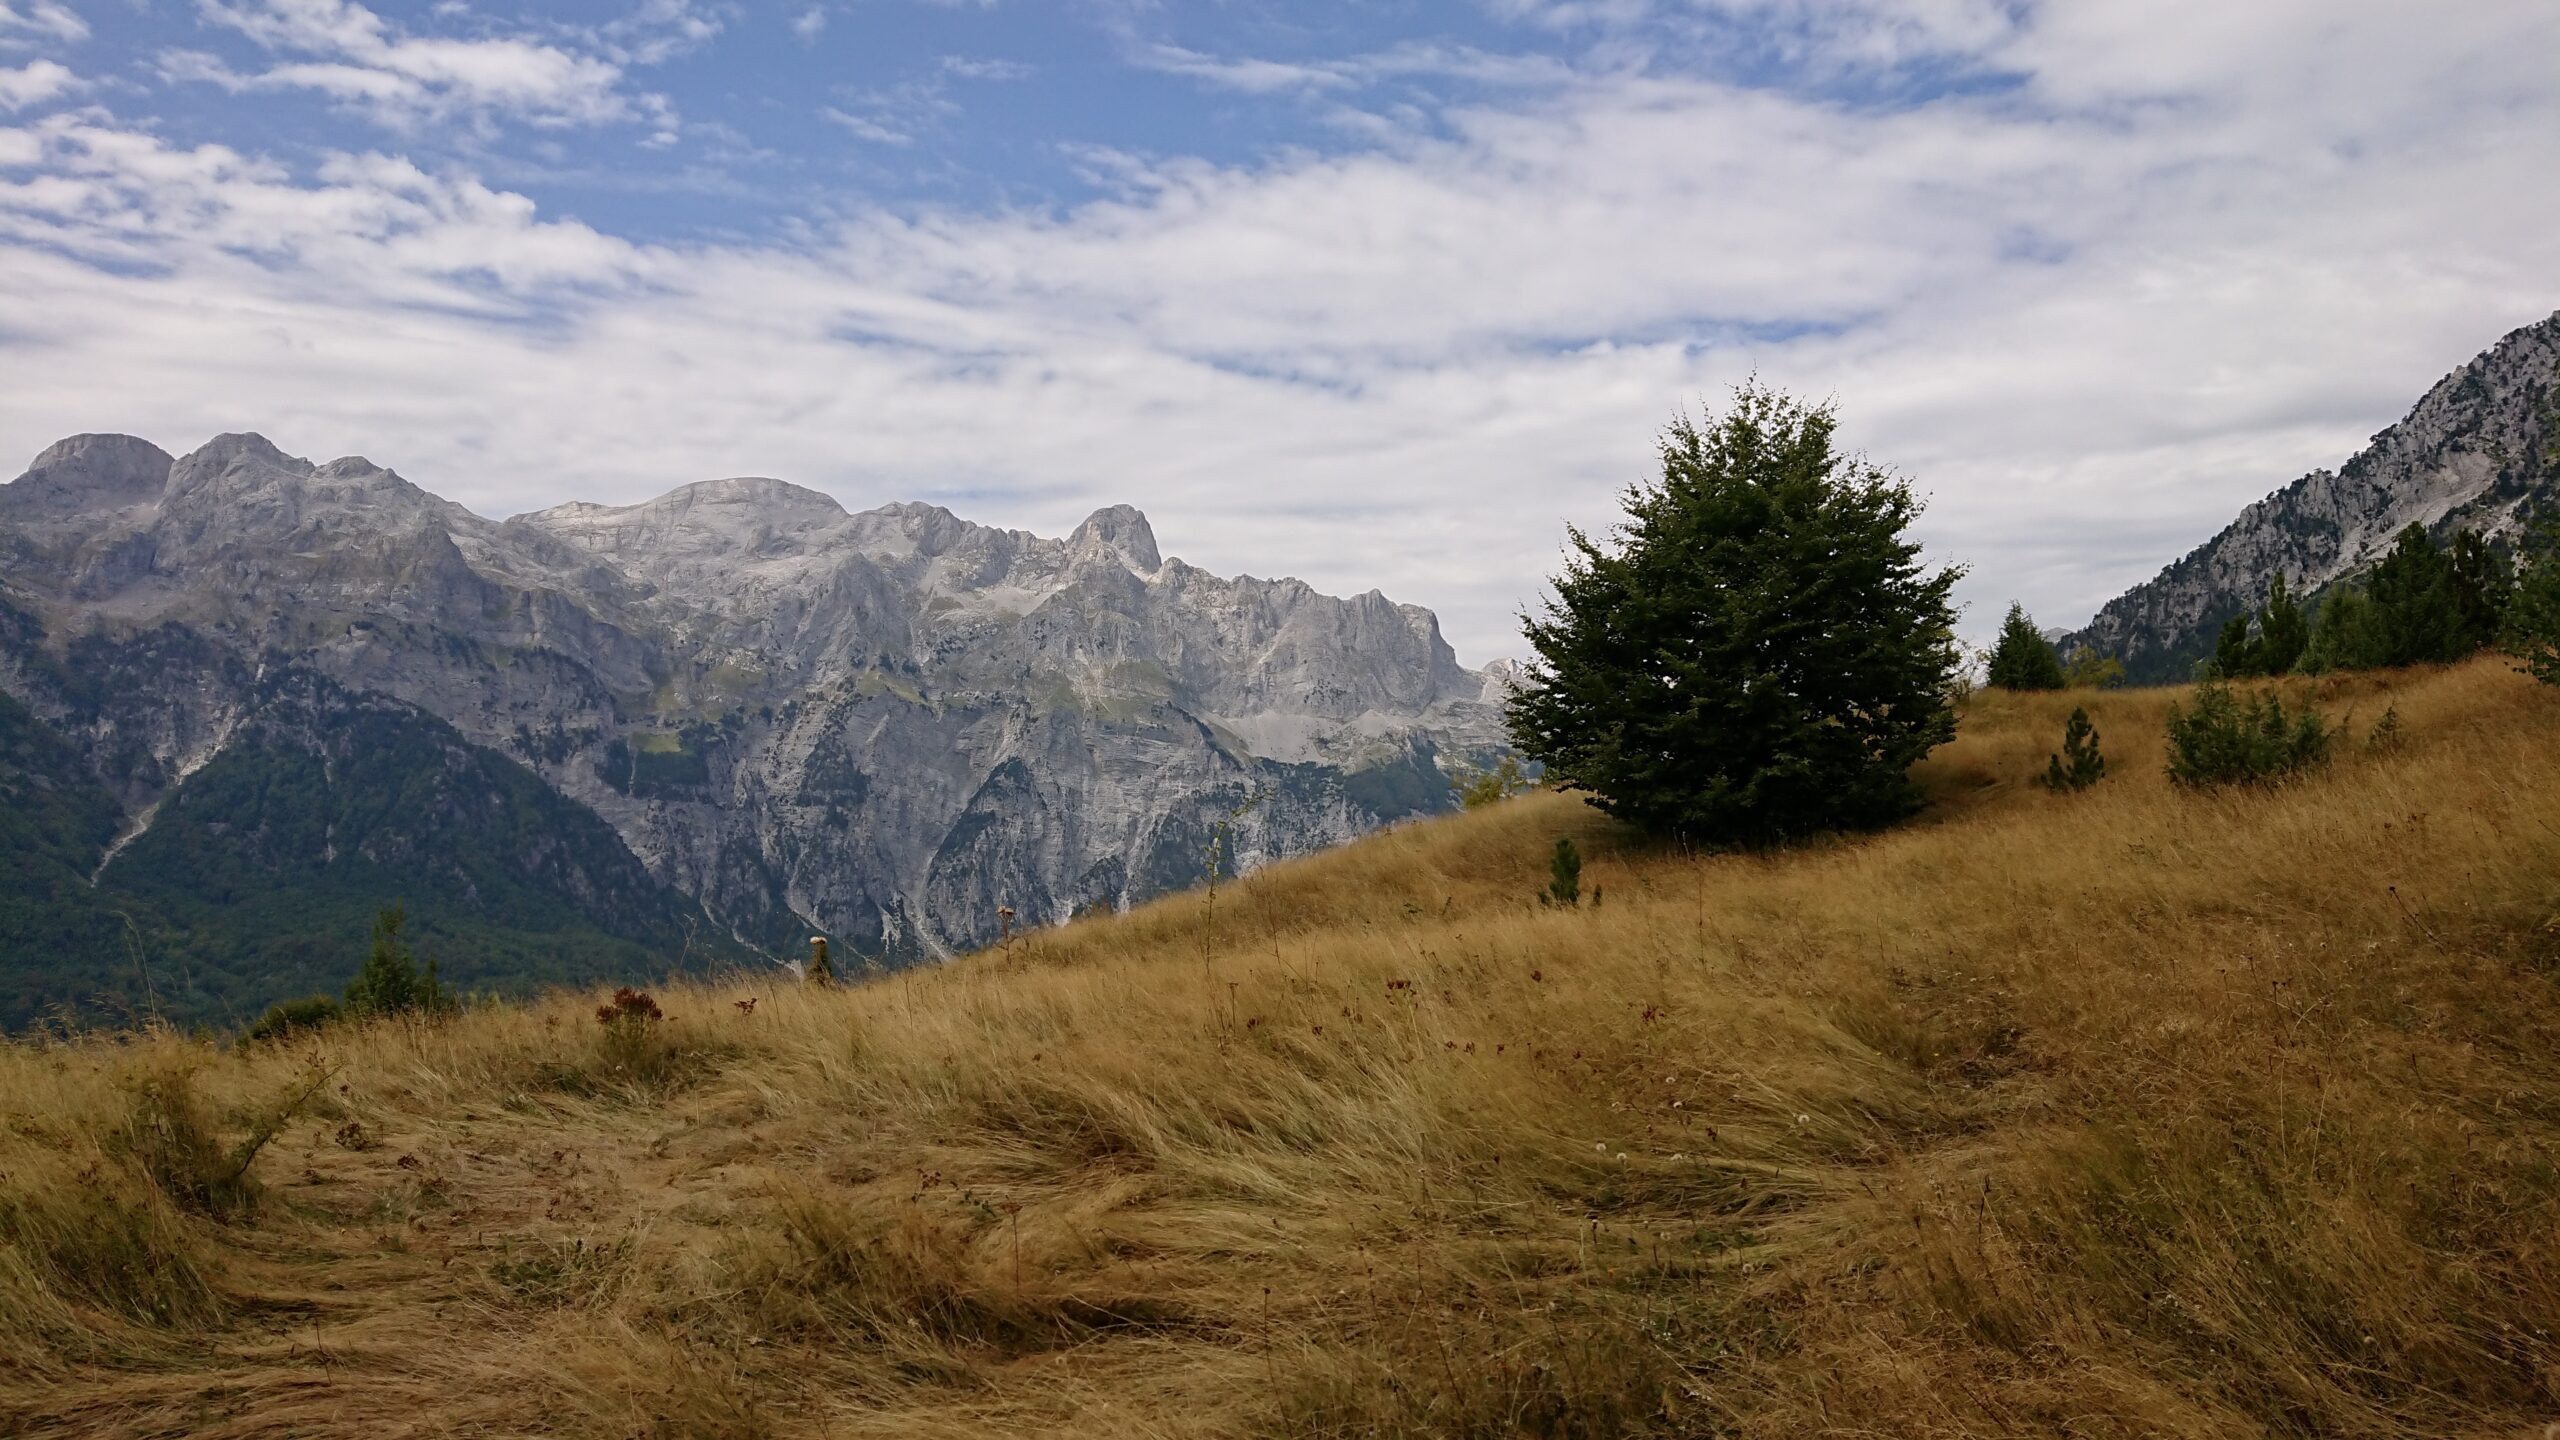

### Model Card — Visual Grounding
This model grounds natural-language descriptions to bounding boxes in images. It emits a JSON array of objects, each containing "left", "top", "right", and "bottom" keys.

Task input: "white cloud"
[
  {"left": 1130, "top": 38, "right": 1569, "bottom": 98},
  {"left": 0, "top": 57, "right": 74, "bottom": 107},
  {"left": 5, "top": 0, "right": 2560, "bottom": 663},
  {"left": 181, "top": 0, "right": 647, "bottom": 130},
  {"left": 1135, "top": 43, "right": 1358, "bottom": 95},
  {"left": 820, "top": 106, "right": 910, "bottom": 146},
  {"left": 0, "top": 1, "right": 85, "bottom": 46},
  {"left": 790, "top": 7, "right": 824, "bottom": 42},
  {"left": 940, "top": 55, "right": 1029, "bottom": 82}
]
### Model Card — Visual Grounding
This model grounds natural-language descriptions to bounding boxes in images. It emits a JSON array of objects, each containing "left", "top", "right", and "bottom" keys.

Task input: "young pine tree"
[
  {"left": 2256, "top": 573, "right": 2309, "bottom": 676},
  {"left": 1506, "top": 384, "right": 1962, "bottom": 844},
  {"left": 2302, "top": 528, "right": 2510, "bottom": 676},
  {"left": 2209, "top": 574, "right": 2308, "bottom": 679},
  {"left": 2164, "top": 680, "right": 2331, "bottom": 788},
  {"left": 2366, "top": 524, "right": 2469, "bottom": 667},
  {"left": 1986, "top": 603, "right": 2067, "bottom": 690},
  {"left": 341, "top": 904, "right": 445, "bottom": 1018},
  {"left": 2447, "top": 530, "right": 2512, "bottom": 654},
  {"left": 2505, "top": 519, "right": 2560, "bottom": 687},
  {"left": 2209, "top": 613, "right": 2260, "bottom": 680},
  {"left": 2040, "top": 706, "right": 2105, "bottom": 792},
  {"left": 1544, "top": 837, "right": 1582, "bottom": 907},
  {"left": 2301, "top": 586, "right": 2379, "bottom": 674}
]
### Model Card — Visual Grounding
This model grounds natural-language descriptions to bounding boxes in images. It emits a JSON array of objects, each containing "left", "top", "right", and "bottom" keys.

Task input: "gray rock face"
[
  {"left": 2065, "top": 311, "right": 2560, "bottom": 682},
  {"left": 0, "top": 436, "right": 1508, "bottom": 964}
]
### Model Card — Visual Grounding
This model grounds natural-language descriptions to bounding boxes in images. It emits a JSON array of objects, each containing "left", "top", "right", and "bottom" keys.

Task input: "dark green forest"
[{"left": 0, "top": 671, "right": 745, "bottom": 1032}]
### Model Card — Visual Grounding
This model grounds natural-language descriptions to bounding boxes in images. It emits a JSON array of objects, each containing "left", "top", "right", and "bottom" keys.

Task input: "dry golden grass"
[{"left": 6, "top": 658, "right": 2560, "bottom": 1438}]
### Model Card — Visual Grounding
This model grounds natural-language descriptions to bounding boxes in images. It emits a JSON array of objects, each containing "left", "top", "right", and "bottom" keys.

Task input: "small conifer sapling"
[
  {"left": 2040, "top": 706, "right": 2105, "bottom": 792},
  {"left": 1544, "top": 838, "right": 1582, "bottom": 908}
]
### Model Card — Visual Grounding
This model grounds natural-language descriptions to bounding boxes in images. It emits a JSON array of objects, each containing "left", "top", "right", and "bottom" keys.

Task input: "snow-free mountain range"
[
  {"left": 2, "top": 309, "right": 2553, "bottom": 1027},
  {"left": 0, "top": 436, "right": 1507, "bottom": 1026}
]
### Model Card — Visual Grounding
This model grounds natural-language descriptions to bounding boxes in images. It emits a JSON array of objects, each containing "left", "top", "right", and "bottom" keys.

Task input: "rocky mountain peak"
[
  {"left": 0, "top": 433, "right": 173, "bottom": 525},
  {"left": 1069, "top": 504, "right": 1161, "bottom": 574},
  {"left": 2066, "top": 310, "right": 2560, "bottom": 682},
  {"left": 515, "top": 477, "right": 853, "bottom": 561},
  {"left": 156, "top": 434, "right": 468, "bottom": 549},
  {"left": 169, "top": 432, "right": 302, "bottom": 488}
]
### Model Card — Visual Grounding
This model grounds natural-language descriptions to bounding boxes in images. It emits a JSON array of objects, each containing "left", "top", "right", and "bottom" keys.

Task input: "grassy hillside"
[{"left": 5, "top": 658, "right": 2560, "bottom": 1438}]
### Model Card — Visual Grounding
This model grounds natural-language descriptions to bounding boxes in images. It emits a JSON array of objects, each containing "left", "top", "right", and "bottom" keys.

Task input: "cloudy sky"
[{"left": 1, "top": 0, "right": 2554, "bottom": 662}]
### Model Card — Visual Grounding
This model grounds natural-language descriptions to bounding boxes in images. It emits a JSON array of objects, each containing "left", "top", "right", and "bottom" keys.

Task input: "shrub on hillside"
[
  {"left": 1987, "top": 603, "right": 2065, "bottom": 690},
  {"left": 2366, "top": 705, "right": 2405, "bottom": 753},
  {"left": 1451, "top": 754, "right": 1532, "bottom": 809},
  {"left": 2040, "top": 707, "right": 2105, "bottom": 792},
  {"left": 2062, "top": 648, "right": 2126, "bottom": 689},
  {"left": 237, "top": 995, "right": 341, "bottom": 1049},
  {"left": 2164, "top": 680, "right": 2331, "bottom": 788},
  {"left": 1506, "top": 384, "right": 1962, "bottom": 843}
]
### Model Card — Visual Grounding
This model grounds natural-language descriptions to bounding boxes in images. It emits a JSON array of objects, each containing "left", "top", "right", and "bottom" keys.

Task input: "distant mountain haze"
[
  {"left": 2066, "top": 311, "right": 2560, "bottom": 683},
  {"left": 0, "top": 433, "right": 1508, "bottom": 1027}
]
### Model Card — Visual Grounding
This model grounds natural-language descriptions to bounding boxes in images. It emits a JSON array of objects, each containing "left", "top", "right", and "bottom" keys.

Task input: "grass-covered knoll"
[{"left": 5, "top": 659, "right": 2559, "bottom": 1437}]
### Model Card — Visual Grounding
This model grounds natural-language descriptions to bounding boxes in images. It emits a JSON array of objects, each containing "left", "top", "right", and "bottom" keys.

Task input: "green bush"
[
  {"left": 2062, "top": 649, "right": 2126, "bottom": 690},
  {"left": 1451, "top": 754, "right": 1532, "bottom": 809},
  {"left": 2164, "top": 680, "right": 2331, "bottom": 788},
  {"left": 237, "top": 994, "right": 341, "bottom": 1049}
]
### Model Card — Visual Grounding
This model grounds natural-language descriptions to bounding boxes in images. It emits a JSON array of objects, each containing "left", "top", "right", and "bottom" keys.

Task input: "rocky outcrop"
[
  {"left": 0, "top": 434, "right": 1507, "bottom": 986},
  {"left": 2065, "top": 311, "right": 2560, "bottom": 682}
]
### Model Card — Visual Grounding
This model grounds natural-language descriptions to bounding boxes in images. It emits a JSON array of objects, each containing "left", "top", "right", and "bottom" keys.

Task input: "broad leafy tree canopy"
[{"left": 1506, "top": 385, "right": 1963, "bottom": 844}]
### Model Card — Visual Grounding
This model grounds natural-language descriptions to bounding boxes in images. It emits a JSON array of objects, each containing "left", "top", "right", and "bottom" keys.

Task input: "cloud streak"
[
  {"left": 172, "top": 0, "right": 666, "bottom": 134},
  {"left": 0, "top": 0, "right": 84, "bottom": 46}
]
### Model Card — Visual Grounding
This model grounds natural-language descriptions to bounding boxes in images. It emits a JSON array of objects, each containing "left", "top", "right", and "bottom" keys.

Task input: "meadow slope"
[{"left": 5, "top": 659, "right": 2560, "bottom": 1438}]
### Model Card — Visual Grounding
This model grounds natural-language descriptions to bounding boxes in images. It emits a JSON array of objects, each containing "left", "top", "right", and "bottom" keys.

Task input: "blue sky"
[{"left": 2, "top": 0, "right": 2557, "bottom": 662}]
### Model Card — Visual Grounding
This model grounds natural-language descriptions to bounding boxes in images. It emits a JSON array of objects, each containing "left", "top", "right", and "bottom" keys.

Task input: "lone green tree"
[
  {"left": 1986, "top": 603, "right": 2066, "bottom": 690},
  {"left": 1505, "top": 384, "right": 1963, "bottom": 845}
]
